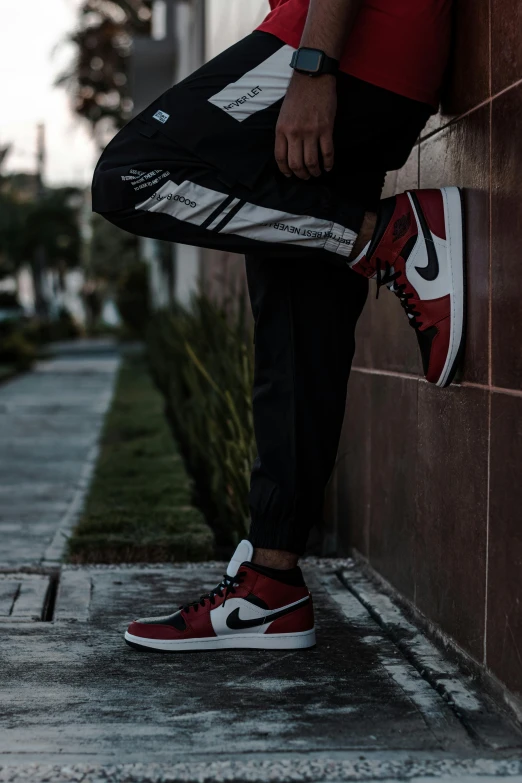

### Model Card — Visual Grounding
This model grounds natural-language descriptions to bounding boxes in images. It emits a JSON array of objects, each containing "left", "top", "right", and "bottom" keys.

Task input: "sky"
[
  {"left": 0, "top": 0, "right": 97, "bottom": 187},
  {"left": 0, "top": 0, "right": 270, "bottom": 188}
]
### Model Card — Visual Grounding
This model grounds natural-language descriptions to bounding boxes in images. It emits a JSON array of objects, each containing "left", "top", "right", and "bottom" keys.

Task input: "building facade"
[{"left": 323, "top": 0, "right": 522, "bottom": 716}]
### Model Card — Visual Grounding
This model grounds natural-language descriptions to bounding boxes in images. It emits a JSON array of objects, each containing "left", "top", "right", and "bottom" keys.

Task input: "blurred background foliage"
[
  {"left": 0, "top": 151, "right": 86, "bottom": 369},
  {"left": 1, "top": 0, "right": 256, "bottom": 554},
  {"left": 0, "top": 0, "right": 157, "bottom": 369},
  {"left": 56, "top": 0, "right": 153, "bottom": 138},
  {"left": 84, "top": 213, "right": 151, "bottom": 336},
  {"left": 148, "top": 295, "right": 255, "bottom": 549},
  {"left": 0, "top": 180, "right": 81, "bottom": 286}
]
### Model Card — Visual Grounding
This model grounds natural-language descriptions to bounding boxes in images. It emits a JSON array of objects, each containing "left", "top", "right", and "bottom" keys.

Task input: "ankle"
[
  {"left": 252, "top": 548, "right": 299, "bottom": 570},
  {"left": 349, "top": 210, "right": 377, "bottom": 261}
]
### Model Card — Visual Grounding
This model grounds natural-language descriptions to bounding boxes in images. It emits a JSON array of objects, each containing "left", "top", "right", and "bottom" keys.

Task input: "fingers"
[
  {"left": 275, "top": 133, "right": 292, "bottom": 178},
  {"left": 275, "top": 130, "right": 334, "bottom": 179},
  {"left": 287, "top": 136, "right": 310, "bottom": 180},
  {"left": 320, "top": 133, "right": 335, "bottom": 172},
  {"left": 303, "top": 136, "right": 322, "bottom": 178}
]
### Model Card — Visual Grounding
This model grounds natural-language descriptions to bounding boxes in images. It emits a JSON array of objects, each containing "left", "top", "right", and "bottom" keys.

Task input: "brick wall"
[{"left": 328, "top": 0, "right": 522, "bottom": 703}]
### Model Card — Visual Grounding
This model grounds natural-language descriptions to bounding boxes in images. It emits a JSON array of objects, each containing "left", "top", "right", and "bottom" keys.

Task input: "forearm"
[
  {"left": 299, "top": 0, "right": 364, "bottom": 59},
  {"left": 275, "top": 0, "right": 364, "bottom": 178}
]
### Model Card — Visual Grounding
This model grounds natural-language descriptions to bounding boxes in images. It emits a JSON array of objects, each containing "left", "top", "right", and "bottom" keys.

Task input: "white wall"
[
  {"left": 170, "top": 0, "right": 207, "bottom": 306},
  {"left": 205, "top": 0, "right": 268, "bottom": 60},
  {"left": 176, "top": 245, "right": 201, "bottom": 307},
  {"left": 141, "top": 237, "right": 172, "bottom": 309}
]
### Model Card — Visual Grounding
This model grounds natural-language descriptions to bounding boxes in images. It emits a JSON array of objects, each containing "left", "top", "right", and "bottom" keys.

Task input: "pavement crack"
[
  {"left": 8, "top": 583, "right": 21, "bottom": 616},
  {"left": 233, "top": 652, "right": 296, "bottom": 684}
]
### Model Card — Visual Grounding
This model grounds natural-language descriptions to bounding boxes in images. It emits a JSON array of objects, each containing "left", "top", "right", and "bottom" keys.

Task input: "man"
[{"left": 92, "top": 0, "right": 462, "bottom": 652}]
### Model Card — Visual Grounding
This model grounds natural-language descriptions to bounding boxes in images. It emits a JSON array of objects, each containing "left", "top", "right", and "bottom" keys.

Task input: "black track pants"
[
  {"left": 246, "top": 252, "right": 369, "bottom": 555},
  {"left": 92, "top": 30, "right": 431, "bottom": 554},
  {"left": 92, "top": 32, "right": 429, "bottom": 264}
]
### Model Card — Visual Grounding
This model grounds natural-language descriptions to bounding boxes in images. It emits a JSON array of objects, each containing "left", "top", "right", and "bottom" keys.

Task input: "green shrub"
[
  {"left": 18, "top": 307, "right": 83, "bottom": 346},
  {"left": 30, "top": 308, "right": 82, "bottom": 343},
  {"left": 0, "top": 291, "right": 22, "bottom": 311},
  {"left": 53, "top": 307, "right": 83, "bottom": 340},
  {"left": 147, "top": 295, "right": 255, "bottom": 547},
  {"left": 0, "top": 330, "right": 37, "bottom": 370},
  {"left": 116, "top": 260, "right": 150, "bottom": 336}
]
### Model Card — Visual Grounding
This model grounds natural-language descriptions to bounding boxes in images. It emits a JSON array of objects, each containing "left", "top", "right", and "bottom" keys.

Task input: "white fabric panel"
[
  {"left": 136, "top": 178, "right": 357, "bottom": 258},
  {"left": 208, "top": 45, "right": 295, "bottom": 122},
  {"left": 207, "top": 197, "right": 241, "bottom": 230},
  {"left": 325, "top": 223, "right": 357, "bottom": 258},
  {"left": 135, "top": 179, "right": 227, "bottom": 225},
  {"left": 221, "top": 202, "right": 357, "bottom": 256}
]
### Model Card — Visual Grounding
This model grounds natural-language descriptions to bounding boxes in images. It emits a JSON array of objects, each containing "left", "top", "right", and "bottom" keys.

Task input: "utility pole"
[
  {"left": 36, "top": 123, "right": 46, "bottom": 197},
  {"left": 33, "top": 123, "right": 48, "bottom": 317}
]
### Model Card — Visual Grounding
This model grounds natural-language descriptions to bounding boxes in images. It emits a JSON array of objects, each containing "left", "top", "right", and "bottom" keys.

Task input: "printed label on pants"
[{"left": 208, "top": 45, "right": 295, "bottom": 122}]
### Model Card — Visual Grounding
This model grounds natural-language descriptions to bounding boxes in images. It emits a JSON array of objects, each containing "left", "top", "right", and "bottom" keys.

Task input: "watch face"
[{"left": 296, "top": 49, "right": 323, "bottom": 73}]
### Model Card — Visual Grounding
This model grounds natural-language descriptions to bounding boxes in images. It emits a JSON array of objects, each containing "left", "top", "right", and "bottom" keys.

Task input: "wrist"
[{"left": 291, "top": 71, "right": 336, "bottom": 84}]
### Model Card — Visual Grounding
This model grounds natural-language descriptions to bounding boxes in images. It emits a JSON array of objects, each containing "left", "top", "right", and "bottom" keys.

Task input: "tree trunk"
[{"left": 31, "top": 246, "right": 49, "bottom": 318}]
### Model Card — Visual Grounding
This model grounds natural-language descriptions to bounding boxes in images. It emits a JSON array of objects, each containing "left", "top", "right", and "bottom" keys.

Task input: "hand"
[{"left": 275, "top": 73, "right": 337, "bottom": 180}]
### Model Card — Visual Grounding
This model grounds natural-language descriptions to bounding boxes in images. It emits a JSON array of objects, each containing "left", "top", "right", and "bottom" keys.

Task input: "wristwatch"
[{"left": 290, "top": 47, "right": 339, "bottom": 77}]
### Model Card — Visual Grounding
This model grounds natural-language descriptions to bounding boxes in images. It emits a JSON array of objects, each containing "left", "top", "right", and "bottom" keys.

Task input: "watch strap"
[{"left": 320, "top": 54, "right": 339, "bottom": 75}]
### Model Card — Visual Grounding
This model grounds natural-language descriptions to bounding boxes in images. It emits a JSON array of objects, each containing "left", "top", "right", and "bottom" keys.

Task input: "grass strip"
[{"left": 67, "top": 354, "right": 215, "bottom": 563}]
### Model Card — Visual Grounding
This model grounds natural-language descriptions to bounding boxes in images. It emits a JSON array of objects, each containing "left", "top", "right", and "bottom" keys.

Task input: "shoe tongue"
[{"left": 226, "top": 539, "right": 254, "bottom": 577}]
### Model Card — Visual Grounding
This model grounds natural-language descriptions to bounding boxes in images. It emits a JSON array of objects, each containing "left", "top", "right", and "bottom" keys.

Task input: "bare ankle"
[
  {"left": 253, "top": 548, "right": 299, "bottom": 570},
  {"left": 349, "top": 211, "right": 377, "bottom": 260}
]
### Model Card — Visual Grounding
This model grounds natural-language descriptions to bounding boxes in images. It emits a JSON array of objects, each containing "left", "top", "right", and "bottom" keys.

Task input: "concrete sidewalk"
[
  {"left": 2, "top": 340, "right": 522, "bottom": 782},
  {"left": 1, "top": 560, "right": 522, "bottom": 782},
  {"left": 0, "top": 340, "right": 120, "bottom": 568}
]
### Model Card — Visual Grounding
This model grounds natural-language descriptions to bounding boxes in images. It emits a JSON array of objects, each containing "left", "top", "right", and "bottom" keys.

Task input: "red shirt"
[{"left": 257, "top": 0, "right": 452, "bottom": 108}]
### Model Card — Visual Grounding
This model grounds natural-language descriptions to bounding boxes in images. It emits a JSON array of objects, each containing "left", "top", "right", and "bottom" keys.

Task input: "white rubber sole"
[
  {"left": 436, "top": 186, "right": 465, "bottom": 388},
  {"left": 124, "top": 627, "right": 316, "bottom": 652}
]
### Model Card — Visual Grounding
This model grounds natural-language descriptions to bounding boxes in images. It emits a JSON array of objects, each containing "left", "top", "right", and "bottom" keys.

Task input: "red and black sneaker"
[
  {"left": 349, "top": 187, "right": 465, "bottom": 388},
  {"left": 124, "top": 540, "right": 316, "bottom": 652}
]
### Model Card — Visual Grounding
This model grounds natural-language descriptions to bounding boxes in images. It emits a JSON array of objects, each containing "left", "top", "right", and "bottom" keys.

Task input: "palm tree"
[
  {"left": 56, "top": 0, "right": 152, "bottom": 143},
  {"left": 0, "top": 183, "right": 82, "bottom": 314}
]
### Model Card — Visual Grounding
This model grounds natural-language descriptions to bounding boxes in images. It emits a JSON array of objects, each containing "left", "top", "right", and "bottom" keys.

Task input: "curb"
[
  {"left": 40, "top": 357, "right": 121, "bottom": 567},
  {"left": 2, "top": 757, "right": 522, "bottom": 783},
  {"left": 40, "top": 444, "right": 100, "bottom": 567},
  {"left": 337, "top": 566, "right": 522, "bottom": 748}
]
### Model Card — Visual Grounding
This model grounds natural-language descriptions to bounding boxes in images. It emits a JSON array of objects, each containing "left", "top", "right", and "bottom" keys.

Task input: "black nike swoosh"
[
  {"left": 225, "top": 596, "right": 310, "bottom": 630},
  {"left": 411, "top": 191, "right": 440, "bottom": 282}
]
